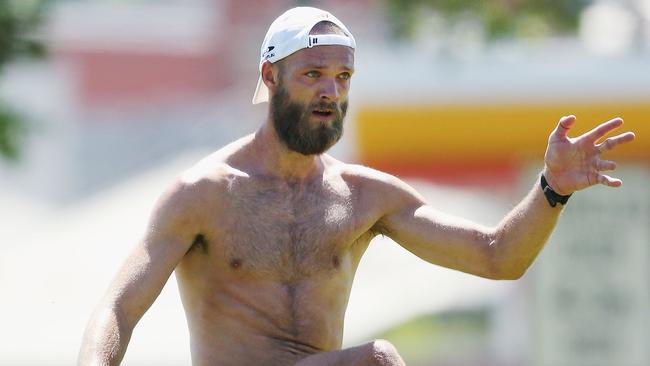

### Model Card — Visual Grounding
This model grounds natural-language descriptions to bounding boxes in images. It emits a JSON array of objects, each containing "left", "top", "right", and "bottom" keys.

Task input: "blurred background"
[{"left": 1, "top": 0, "right": 649, "bottom": 365}]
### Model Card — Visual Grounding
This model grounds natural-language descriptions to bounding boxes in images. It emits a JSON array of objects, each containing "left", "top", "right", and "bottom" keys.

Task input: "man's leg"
[{"left": 294, "top": 339, "right": 405, "bottom": 366}]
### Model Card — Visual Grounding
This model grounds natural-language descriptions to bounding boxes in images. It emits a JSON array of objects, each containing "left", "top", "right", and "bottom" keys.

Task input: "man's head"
[{"left": 253, "top": 7, "right": 356, "bottom": 155}]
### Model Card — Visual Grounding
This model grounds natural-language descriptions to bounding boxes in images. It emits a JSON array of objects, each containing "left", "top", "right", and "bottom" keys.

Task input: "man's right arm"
[{"left": 78, "top": 180, "right": 202, "bottom": 365}]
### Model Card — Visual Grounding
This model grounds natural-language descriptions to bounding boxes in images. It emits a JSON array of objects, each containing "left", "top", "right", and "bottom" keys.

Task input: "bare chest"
[{"left": 201, "top": 178, "right": 370, "bottom": 280}]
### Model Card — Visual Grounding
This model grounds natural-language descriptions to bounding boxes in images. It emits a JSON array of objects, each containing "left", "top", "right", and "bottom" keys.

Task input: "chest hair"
[{"left": 218, "top": 177, "right": 357, "bottom": 279}]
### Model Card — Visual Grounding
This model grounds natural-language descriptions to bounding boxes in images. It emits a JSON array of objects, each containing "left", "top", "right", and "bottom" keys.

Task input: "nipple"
[
  {"left": 332, "top": 255, "right": 340, "bottom": 268},
  {"left": 230, "top": 258, "right": 242, "bottom": 269}
]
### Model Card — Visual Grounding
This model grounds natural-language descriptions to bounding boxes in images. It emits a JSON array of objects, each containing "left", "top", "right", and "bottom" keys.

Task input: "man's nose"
[{"left": 318, "top": 78, "right": 340, "bottom": 101}]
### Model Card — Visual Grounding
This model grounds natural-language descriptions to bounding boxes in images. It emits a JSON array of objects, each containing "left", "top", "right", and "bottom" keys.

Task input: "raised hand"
[{"left": 543, "top": 115, "right": 636, "bottom": 196}]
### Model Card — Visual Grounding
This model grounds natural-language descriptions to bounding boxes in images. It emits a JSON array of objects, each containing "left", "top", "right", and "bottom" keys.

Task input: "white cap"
[{"left": 252, "top": 7, "right": 356, "bottom": 104}]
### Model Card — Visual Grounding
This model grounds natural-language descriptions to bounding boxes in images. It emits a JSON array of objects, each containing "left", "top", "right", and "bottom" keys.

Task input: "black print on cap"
[{"left": 263, "top": 46, "right": 275, "bottom": 60}]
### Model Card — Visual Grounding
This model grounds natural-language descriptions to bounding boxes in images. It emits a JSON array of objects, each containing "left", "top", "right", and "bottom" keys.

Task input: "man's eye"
[
  {"left": 338, "top": 72, "right": 351, "bottom": 80},
  {"left": 305, "top": 71, "right": 320, "bottom": 78}
]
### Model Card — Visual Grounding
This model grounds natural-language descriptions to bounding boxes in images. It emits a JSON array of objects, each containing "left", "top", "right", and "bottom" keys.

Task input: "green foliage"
[
  {"left": 383, "top": 0, "right": 590, "bottom": 40},
  {"left": 0, "top": 0, "right": 47, "bottom": 65},
  {"left": 0, "top": 0, "right": 47, "bottom": 161},
  {"left": 0, "top": 106, "right": 25, "bottom": 160},
  {"left": 375, "top": 308, "right": 490, "bottom": 365}
]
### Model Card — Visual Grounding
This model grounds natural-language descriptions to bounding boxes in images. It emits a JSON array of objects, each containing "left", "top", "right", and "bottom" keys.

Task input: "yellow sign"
[{"left": 356, "top": 102, "right": 649, "bottom": 176}]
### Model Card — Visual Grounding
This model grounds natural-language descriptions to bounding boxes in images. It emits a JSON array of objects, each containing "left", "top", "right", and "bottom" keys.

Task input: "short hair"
[{"left": 309, "top": 20, "right": 346, "bottom": 36}]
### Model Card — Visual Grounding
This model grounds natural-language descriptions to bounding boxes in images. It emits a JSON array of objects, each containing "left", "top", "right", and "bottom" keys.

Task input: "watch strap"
[{"left": 541, "top": 174, "right": 572, "bottom": 207}]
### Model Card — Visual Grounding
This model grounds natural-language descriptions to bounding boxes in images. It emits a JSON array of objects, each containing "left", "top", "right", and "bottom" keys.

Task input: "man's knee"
[{"left": 367, "top": 339, "right": 405, "bottom": 366}]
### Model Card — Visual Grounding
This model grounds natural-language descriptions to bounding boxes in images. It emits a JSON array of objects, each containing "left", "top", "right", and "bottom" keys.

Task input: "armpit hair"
[
  {"left": 370, "top": 221, "right": 391, "bottom": 237},
  {"left": 186, "top": 233, "right": 208, "bottom": 255}
]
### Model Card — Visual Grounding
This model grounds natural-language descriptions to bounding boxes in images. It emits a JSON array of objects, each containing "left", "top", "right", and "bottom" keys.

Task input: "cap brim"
[{"left": 252, "top": 76, "right": 269, "bottom": 104}]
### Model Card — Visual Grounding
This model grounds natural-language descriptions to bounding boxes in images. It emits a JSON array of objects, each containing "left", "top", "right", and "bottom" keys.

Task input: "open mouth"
[{"left": 312, "top": 109, "right": 333, "bottom": 117}]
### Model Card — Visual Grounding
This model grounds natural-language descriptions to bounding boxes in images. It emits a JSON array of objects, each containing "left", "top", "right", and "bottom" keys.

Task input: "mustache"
[
  {"left": 310, "top": 100, "right": 339, "bottom": 110},
  {"left": 307, "top": 100, "right": 347, "bottom": 119}
]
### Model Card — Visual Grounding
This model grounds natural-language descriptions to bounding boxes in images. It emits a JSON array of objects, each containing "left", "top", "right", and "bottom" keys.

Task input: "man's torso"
[{"left": 173, "top": 138, "right": 386, "bottom": 365}]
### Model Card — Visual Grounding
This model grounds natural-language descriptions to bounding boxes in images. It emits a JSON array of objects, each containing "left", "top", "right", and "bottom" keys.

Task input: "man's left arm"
[{"left": 376, "top": 115, "right": 635, "bottom": 280}]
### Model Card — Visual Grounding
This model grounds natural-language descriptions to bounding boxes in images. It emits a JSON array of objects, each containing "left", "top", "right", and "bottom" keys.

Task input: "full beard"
[{"left": 271, "top": 86, "right": 348, "bottom": 155}]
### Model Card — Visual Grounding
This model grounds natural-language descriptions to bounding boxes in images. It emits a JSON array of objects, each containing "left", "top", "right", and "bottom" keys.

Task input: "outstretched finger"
[
  {"left": 552, "top": 115, "right": 577, "bottom": 139},
  {"left": 596, "top": 131, "right": 636, "bottom": 153},
  {"left": 583, "top": 117, "right": 624, "bottom": 143},
  {"left": 598, "top": 173, "right": 622, "bottom": 187},
  {"left": 596, "top": 159, "right": 617, "bottom": 171}
]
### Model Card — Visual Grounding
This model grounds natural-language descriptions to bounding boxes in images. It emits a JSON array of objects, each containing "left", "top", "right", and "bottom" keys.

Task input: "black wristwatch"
[{"left": 540, "top": 174, "right": 572, "bottom": 207}]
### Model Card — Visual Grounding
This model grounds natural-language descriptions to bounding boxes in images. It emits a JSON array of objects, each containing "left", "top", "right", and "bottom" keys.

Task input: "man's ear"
[{"left": 261, "top": 61, "right": 280, "bottom": 92}]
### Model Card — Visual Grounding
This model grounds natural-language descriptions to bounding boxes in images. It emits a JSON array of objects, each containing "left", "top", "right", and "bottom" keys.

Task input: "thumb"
[{"left": 551, "top": 115, "right": 577, "bottom": 139}]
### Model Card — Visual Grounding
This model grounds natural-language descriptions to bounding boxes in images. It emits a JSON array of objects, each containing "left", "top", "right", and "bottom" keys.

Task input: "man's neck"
[{"left": 249, "top": 122, "right": 323, "bottom": 184}]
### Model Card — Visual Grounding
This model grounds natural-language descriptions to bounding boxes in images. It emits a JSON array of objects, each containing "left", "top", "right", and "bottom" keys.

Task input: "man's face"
[{"left": 269, "top": 45, "right": 354, "bottom": 155}]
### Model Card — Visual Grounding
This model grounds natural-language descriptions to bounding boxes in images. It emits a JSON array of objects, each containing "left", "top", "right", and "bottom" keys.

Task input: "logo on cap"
[{"left": 263, "top": 46, "right": 275, "bottom": 60}]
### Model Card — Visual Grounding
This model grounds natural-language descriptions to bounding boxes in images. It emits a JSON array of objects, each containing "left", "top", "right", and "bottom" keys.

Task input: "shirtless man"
[{"left": 78, "top": 7, "right": 636, "bottom": 366}]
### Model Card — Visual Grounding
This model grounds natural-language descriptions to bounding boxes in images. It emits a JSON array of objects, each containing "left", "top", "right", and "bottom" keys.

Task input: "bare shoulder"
[
  {"left": 154, "top": 136, "right": 253, "bottom": 228},
  {"left": 322, "top": 155, "right": 425, "bottom": 209},
  {"left": 180, "top": 135, "right": 253, "bottom": 185}
]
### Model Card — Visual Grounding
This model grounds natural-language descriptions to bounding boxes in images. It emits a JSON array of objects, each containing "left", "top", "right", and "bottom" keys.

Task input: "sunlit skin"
[
  {"left": 272, "top": 45, "right": 353, "bottom": 121},
  {"left": 78, "top": 43, "right": 636, "bottom": 366},
  {"left": 269, "top": 45, "right": 353, "bottom": 155},
  {"left": 543, "top": 115, "right": 635, "bottom": 195}
]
